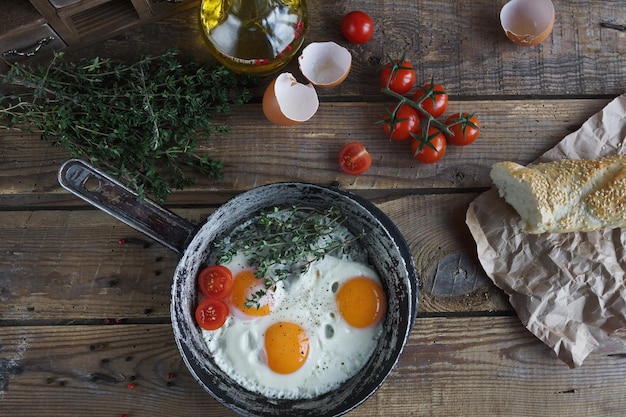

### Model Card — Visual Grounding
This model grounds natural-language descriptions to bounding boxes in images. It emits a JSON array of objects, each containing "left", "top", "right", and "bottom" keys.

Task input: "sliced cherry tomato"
[
  {"left": 339, "top": 142, "right": 372, "bottom": 175},
  {"left": 381, "top": 104, "right": 420, "bottom": 141},
  {"left": 341, "top": 11, "right": 374, "bottom": 44},
  {"left": 198, "top": 265, "right": 233, "bottom": 299},
  {"left": 411, "top": 127, "right": 447, "bottom": 164},
  {"left": 380, "top": 58, "right": 416, "bottom": 95},
  {"left": 195, "top": 298, "right": 229, "bottom": 330},
  {"left": 413, "top": 82, "right": 448, "bottom": 118},
  {"left": 444, "top": 112, "right": 480, "bottom": 146}
]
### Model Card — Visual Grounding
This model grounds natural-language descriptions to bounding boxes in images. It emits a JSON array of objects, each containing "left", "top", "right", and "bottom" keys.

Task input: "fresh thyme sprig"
[
  {"left": 0, "top": 49, "right": 257, "bottom": 203},
  {"left": 213, "top": 205, "right": 366, "bottom": 309}
]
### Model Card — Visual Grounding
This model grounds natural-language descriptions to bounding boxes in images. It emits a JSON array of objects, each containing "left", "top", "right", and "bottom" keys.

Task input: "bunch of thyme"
[
  {"left": 214, "top": 206, "right": 365, "bottom": 308},
  {"left": 0, "top": 49, "right": 257, "bottom": 202}
]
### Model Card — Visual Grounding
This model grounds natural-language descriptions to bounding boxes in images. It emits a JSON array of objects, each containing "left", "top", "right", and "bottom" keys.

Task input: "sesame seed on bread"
[{"left": 490, "top": 155, "right": 626, "bottom": 234}]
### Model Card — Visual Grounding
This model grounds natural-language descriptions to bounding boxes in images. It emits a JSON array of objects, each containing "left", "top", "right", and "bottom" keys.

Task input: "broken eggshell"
[
  {"left": 262, "top": 73, "right": 320, "bottom": 126},
  {"left": 500, "top": 0, "right": 555, "bottom": 46},
  {"left": 298, "top": 41, "right": 352, "bottom": 88}
]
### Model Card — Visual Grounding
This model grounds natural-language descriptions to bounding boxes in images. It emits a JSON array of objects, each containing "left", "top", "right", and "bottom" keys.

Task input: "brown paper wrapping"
[{"left": 466, "top": 93, "right": 626, "bottom": 367}]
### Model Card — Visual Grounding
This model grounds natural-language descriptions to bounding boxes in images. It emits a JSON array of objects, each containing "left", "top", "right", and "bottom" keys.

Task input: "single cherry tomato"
[
  {"left": 339, "top": 142, "right": 372, "bottom": 175},
  {"left": 380, "top": 59, "right": 416, "bottom": 95},
  {"left": 411, "top": 127, "right": 447, "bottom": 164},
  {"left": 413, "top": 82, "right": 448, "bottom": 118},
  {"left": 381, "top": 104, "right": 420, "bottom": 141},
  {"left": 198, "top": 265, "right": 233, "bottom": 299},
  {"left": 195, "top": 298, "right": 229, "bottom": 330},
  {"left": 341, "top": 11, "right": 374, "bottom": 44},
  {"left": 444, "top": 112, "right": 480, "bottom": 146}
]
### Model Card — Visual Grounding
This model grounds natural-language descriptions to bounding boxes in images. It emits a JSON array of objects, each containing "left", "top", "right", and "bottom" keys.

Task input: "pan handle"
[{"left": 57, "top": 159, "right": 197, "bottom": 253}]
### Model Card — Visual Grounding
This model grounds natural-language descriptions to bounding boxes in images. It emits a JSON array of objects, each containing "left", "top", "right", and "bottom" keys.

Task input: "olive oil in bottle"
[{"left": 199, "top": 0, "right": 308, "bottom": 75}]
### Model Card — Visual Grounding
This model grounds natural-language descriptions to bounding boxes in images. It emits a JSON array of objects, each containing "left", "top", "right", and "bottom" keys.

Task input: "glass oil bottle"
[{"left": 199, "top": 0, "right": 308, "bottom": 75}]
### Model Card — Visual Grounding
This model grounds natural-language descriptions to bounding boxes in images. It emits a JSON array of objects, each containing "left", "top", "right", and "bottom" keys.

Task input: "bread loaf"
[{"left": 490, "top": 155, "right": 626, "bottom": 234}]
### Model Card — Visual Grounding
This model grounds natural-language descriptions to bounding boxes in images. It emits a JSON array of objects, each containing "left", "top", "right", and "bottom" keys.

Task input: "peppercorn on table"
[{"left": 1, "top": 1, "right": 625, "bottom": 416}]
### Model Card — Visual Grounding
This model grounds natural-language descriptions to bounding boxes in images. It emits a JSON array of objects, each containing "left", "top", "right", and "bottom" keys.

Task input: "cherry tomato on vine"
[
  {"left": 444, "top": 112, "right": 481, "bottom": 146},
  {"left": 339, "top": 142, "right": 372, "bottom": 175},
  {"left": 341, "top": 11, "right": 374, "bottom": 44},
  {"left": 195, "top": 298, "right": 229, "bottom": 330},
  {"left": 381, "top": 104, "right": 420, "bottom": 141},
  {"left": 411, "top": 127, "right": 447, "bottom": 164},
  {"left": 380, "top": 59, "right": 416, "bottom": 95},
  {"left": 413, "top": 82, "right": 448, "bottom": 118},
  {"left": 198, "top": 265, "right": 233, "bottom": 299}
]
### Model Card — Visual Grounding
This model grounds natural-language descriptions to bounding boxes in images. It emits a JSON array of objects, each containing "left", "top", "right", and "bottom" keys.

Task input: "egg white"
[{"left": 202, "top": 253, "right": 384, "bottom": 399}]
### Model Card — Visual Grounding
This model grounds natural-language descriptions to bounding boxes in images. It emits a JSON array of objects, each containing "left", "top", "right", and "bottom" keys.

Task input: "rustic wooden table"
[{"left": 1, "top": 1, "right": 625, "bottom": 416}]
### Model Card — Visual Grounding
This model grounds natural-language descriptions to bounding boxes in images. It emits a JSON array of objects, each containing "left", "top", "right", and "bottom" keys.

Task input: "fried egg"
[{"left": 202, "top": 252, "right": 386, "bottom": 399}]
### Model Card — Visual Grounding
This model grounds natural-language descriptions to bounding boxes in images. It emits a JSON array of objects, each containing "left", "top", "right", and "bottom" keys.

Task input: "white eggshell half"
[
  {"left": 500, "top": 0, "right": 555, "bottom": 46},
  {"left": 298, "top": 41, "right": 352, "bottom": 88},
  {"left": 262, "top": 73, "right": 319, "bottom": 126}
]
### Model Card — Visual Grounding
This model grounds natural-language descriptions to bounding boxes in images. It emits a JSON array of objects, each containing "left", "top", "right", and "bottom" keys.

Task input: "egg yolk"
[
  {"left": 264, "top": 322, "right": 310, "bottom": 374},
  {"left": 231, "top": 270, "right": 271, "bottom": 316},
  {"left": 336, "top": 276, "right": 386, "bottom": 328}
]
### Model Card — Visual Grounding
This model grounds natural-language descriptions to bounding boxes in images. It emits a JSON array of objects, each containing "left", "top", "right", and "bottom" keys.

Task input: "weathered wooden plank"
[
  {"left": 378, "top": 193, "right": 511, "bottom": 313},
  {"left": 0, "top": 193, "right": 511, "bottom": 321},
  {"left": 0, "top": 209, "right": 181, "bottom": 322},
  {"left": 0, "top": 98, "right": 611, "bottom": 207},
  {"left": 56, "top": 1, "right": 626, "bottom": 97},
  {"left": 1, "top": 318, "right": 625, "bottom": 416}
]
